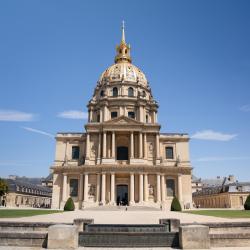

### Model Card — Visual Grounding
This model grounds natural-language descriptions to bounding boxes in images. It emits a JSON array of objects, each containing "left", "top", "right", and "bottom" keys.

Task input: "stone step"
[
  {"left": 79, "top": 231, "right": 179, "bottom": 247},
  {"left": 87, "top": 224, "right": 168, "bottom": 233},
  {"left": 0, "top": 231, "right": 47, "bottom": 247},
  {"left": 210, "top": 233, "right": 250, "bottom": 247},
  {"left": 0, "top": 222, "right": 54, "bottom": 232}
]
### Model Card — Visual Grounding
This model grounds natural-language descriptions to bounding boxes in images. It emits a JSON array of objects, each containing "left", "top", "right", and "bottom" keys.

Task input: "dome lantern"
[{"left": 115, "top": 21, "right": 132, "bottom": 63}]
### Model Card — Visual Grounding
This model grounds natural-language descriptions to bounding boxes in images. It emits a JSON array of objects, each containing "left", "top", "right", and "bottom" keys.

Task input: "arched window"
[
  {"left": 112, "top": 87, "right": 118, "bottom": 97},
  {"left": 100, "top": 90, "right": 104, "bottom": 97},
  {"left": 128, "top": 87, "right": 134, "bottom": 97}
]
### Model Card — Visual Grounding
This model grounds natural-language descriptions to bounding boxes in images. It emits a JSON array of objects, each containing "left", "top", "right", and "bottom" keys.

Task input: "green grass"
[
  {"left": 0, "top": 209, "right": 63, "bottom": 218},
  {"left": 184, "top": 210, "right": 250, "bottom": 218}
]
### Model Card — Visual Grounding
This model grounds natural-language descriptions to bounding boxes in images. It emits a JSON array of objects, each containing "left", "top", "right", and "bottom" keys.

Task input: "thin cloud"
[
  {"left": 191, "top": 130, "right": 237, "bottom": 141},
  {"left": 0, "top": 110, "right": 35, "bottom": 121},
  {"left": 22, "top": 127, "right": 54, "bottom": 138},
  {"left": 240, "top": 104, "right": 250, "bottom": 112},
  {"left": 194, "top": 156, "right": 250, "bottom": 162},
  {"left": 57, "top": 110, "right": 88, "bottom": 119}
]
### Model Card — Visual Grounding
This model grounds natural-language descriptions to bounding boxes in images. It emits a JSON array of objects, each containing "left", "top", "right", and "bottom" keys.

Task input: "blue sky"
[{"left": 0, "top": 0, "right": 249, "bottom": 180}]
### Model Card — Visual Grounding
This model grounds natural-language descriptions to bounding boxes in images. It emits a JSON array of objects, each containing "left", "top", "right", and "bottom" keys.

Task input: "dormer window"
[
  {"left": 100, "top": 90, "right": 104, "bottom": 97},
  {"left": 112, "top": 87, "right": 118, "bottom": 97},
  {"left": 128, "top": 87, "right": 134, "bottom": 97}
]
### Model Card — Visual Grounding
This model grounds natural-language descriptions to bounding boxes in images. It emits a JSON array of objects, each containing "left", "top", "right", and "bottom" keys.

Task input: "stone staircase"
[
  {"left": 0, "top": 222, "right": 54, "bottom": 247},
  {"left": 79, "top": 223, "right": 179, "bottom": 247}
]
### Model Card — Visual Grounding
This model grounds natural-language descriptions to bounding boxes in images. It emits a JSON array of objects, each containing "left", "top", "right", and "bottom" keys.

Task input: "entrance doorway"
[
  {"left": 117, "top": 146, "right": 128, "bottom": 160},
  {"left": 116, "top": 185, "right": 128, "bottom": 206}
]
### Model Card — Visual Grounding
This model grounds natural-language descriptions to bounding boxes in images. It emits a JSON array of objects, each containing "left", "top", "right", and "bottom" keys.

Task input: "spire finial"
[{"left": 122, "top": 20, "right": 125, "bottom": 43}]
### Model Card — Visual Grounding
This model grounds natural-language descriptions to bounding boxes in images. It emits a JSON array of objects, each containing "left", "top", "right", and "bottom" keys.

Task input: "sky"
[{"left": 0, "top": 0, "right": 250, "bottom": 181}]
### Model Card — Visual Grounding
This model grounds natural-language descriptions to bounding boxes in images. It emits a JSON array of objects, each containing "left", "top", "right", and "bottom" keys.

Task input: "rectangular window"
[
  {"left": 70, "top": 179, "right": 78, "bottom": 197},
  {"left": 97, "top": 114, "right": 100, "bottom": 122},
  {"left": 167, "top": 179, "right": 175, "bottom": 196},
  {"left": 165, "top": 146, "right": 174, "bottom": 159},
  {"left": 111, "top": 111, "right": 118, "bottom": 119},
  {"left": 128, "top": 111, "right": 135, "bottom": 119},
  {"left": 72, "top": 146, "right": 80, "bottom": 160}
]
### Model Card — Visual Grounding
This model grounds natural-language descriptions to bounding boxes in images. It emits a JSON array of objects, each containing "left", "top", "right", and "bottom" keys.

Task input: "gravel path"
[{"left": 1, "top": 209, "right": 250, "bottom": 224}]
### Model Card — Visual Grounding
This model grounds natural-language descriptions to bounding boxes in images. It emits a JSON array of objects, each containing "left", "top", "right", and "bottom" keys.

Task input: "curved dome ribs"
[{"left": 87, "top": 23, "right": 159, "bottom": 124}]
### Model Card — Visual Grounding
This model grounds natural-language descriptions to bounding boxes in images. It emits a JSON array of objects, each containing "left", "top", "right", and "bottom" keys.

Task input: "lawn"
[
  {"left": 0, "top": 209, "right": 63, "bottom": 218},
  {"left": 184, "top": 210, "right": 250, "bottom": 218}
]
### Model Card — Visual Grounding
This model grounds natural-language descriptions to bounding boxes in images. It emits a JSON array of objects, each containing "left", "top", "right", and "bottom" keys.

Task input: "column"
[
  {"left": 130, "top": 173, "right": 135, "bottom": 204},
  {"left": 155, "top": 133, "right": 160, "bottom": 159},
  {"left": 103, "top": 132, "right": 107, "bottom": 158},
  {"left": 96, "top": 174, "right": 100, "bottom": 203},
  {"left": 63, "top": 173, "right": 68, "bottom": 201},
  {"left": 89, "top": 109, "right": 93, "bottom": 122},
  {"left": 86, "top": 133, "right": 90, "bottom": 159},
  {"left": 144, "top": 174, "right": 148, "bottom": 202},
  {"left": 110, "top": 173, "right": 115, "bottom": 204},
  {"left": 79, "top": 174, "right": 84, "bottom": 202},
  {"left": 178, "top": 174, "right": 183, "bottom": 205},
  {"left": 139, "top": 173, "right": 143, "bottom": 203},
  {"left": 139, "top": 132, "right": 143, "bottom": 158},
  {"left": 84, "top": 173, "right": 89, "bottom": 202},
  {"left": 156, "top": 174, "right": 161, "bottom": 203},
  {"left": 103, "top": 106, "right": 108, "bottom": 122},
  {"left": 100, "top": 109, "right": 103, "bottom": 122},
  {"left": 130, "top": 132, "right": 134, "bottom": 158},
  {"left": 161, "top": 175, "right": 166, "bottom": 202},
  {"left": 101, "top": 173, "right": 106, "bottom": 204},
  {"left": 98, "top": 133, "right": 101, "bottom": 161},
  {"left": 144, "top": 133, "right": 147, "bottom": 159},
  {"left": 112, "top": 131, "right": 115, "bottom": 158}
]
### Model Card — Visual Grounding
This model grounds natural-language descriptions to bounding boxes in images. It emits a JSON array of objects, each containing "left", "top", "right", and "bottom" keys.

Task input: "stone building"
[
  {"left": 51, "top": 24, "right": 193, "bottom": 210},
  {"left": 193, "top": 180, "right": 250, "bottom": 209},
  {"left": 1, "top": 179, "right": 52, "bottom": 208}
]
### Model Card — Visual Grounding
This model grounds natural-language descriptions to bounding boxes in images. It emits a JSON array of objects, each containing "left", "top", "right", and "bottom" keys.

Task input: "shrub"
[
  {"left": 244, "top": 195, "right": 250, "bottom": 210},
  {"left": 64, "top": 197, "right": 75, "bottom": 211},
  {"left": 171, "top": 196, "right": 182, "bottom": 211}
]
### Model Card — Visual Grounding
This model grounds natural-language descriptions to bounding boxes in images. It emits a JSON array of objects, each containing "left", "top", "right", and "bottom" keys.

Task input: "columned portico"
[
  {"left": 139, "top": 173, "right": 144, "bottom": 203},
  {"left": 63, "top": 173, "right": 68, "bottom": 202},
  {"left": 129, "top": 173, "right": 135, "bottom": 205},
  {"left": 110, "top": 172, "right": 115, "bottom": 205},
  {"left": 161, "top": 174, "right": 166, "bottom": 202},
  {"left": 101, "top": 173, "right": 106, "bottom": 204},
  {"left": 156, "top": 174, "right": 161, "bottom": 203},
  {"left": 83, "top": 173, "right": 89, "bottom": 203}
]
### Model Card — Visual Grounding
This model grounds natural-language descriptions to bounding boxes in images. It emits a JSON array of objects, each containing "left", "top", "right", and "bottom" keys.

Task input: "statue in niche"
[
  {"left": 88, "top": 184, "right": 96, "bottom": 197},
  {"left": 149, "top": 184, "right": 154, "bottom": 196},
  {"left": 148, "top": 142, "right": 153, "bottom": 157},
  {"left": 91, "top": 143, "right": 97, "bottom": 157}
]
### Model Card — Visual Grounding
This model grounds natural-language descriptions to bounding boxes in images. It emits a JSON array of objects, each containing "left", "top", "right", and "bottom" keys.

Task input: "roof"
[{"left": 6, "top": 179, "right": 52, "bottom": 196}]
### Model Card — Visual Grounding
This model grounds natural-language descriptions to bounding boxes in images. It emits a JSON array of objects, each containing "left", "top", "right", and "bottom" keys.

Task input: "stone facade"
[
  {"left": 1, "top": 179, "right": 52, "bottom": 208},
  {"left": 51, "top": 24, "right": 192, "bottom": 210},
  {"left": 193, "top": 181, "right": 250, "bottom": 209}
]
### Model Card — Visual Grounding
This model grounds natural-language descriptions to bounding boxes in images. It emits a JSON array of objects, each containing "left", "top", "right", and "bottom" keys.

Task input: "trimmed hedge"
[
  {"left": 244, "top": 195, "right": 250, "bottom": 210},
  {"left": 171, "top": 196, "right": 182, "bottom": 211},
  {"left": 64, "top": 197, "right": 75, "bottom": 211}
]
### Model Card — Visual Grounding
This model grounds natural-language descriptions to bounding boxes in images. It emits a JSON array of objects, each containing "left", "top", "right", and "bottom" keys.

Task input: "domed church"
[{"left": 51, "top": 23, "right": 192, "bottom": 210}]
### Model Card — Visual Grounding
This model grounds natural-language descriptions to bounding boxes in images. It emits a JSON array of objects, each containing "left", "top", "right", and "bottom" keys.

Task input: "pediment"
[{"left": 104, "top": 116, "right": 142, "bottom": 125}]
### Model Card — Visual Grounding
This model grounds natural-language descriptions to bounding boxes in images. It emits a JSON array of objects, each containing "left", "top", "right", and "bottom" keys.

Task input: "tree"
[
  {"left": 0, "top": 178, "right": 8, "bottom": 197},
  {"left": 171, "top": 196, "right": 182, "bottom": 211},
  {"left": 64, "top": 197, "right": 75, "bottom": 211},
  {"left": 244, "top": 195, "right": 250, "bottom": 210}
]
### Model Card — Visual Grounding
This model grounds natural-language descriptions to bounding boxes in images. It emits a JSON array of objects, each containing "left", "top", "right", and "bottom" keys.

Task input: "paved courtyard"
[{"left": 1, "top": 207, "right": 250, "bottom": 224}]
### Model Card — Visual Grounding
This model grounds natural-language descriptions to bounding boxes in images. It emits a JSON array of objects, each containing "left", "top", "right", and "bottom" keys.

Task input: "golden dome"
[
  {"left": 98, "top": 22, "right": 148, "bottom": 87},
  {"left": 99, "top": 62, "right": 148, "bottom": 87}
]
